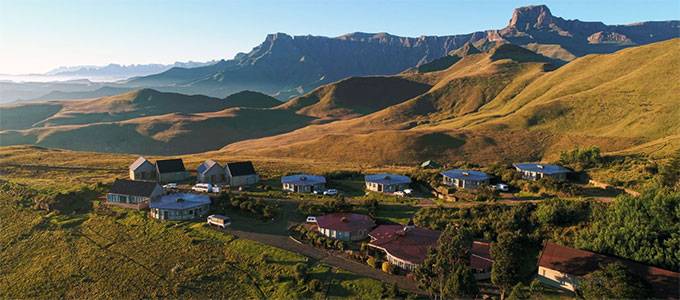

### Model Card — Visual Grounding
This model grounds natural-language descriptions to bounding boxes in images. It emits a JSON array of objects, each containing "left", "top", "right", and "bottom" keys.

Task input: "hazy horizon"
[{"left": 1, "top": 0, "right": 679, "bottom": 75}]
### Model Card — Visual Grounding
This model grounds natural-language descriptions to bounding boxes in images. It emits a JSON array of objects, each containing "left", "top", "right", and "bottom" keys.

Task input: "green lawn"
[{"left": 0, "top": 174, "right": 391, "bottom": 299}]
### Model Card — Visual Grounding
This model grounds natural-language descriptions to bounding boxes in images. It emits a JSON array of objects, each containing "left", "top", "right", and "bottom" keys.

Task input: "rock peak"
[{"left": 508, "top": 5, "right": 554, "bottom": 29}]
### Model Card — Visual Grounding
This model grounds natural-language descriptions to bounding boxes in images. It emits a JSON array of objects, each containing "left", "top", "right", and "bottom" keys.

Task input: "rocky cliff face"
[{"left": 127, "top": 5, "right": 679, "bottom": 100}]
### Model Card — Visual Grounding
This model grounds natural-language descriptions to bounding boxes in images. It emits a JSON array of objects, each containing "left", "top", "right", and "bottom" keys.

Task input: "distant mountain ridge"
[
  {"left": 45, "top": 61, "right": 217, "bottom": 78},
  {"left": 124, "top": 5, "right": 679, "bottom": 100}
]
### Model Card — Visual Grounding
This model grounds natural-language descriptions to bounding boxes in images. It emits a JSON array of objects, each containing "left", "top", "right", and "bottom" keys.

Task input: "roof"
[
  {"left": 156, "top": 159, "right": 186, "bottom": 173},
  {"left": 226, "top": 161, "right": 257, "bottom": 176},
  {"left": 440, "top": 169, "right": 491, "bottom": 181},
  {"left": 538, "top": 243, "right": 679, "bottom": 300},
  {"left": 421, "top": 160, "right": 442, "bottom": 169},
  {"left": 316, "top": 213, "right": 376, "bottom": 232},
  {"left": 365, "top": 174, "right": 411, "bottom": 185},
  {"left": 150, "top": 193, "right": 211, "bottom": 210},
  {"left": 129, "top": 156, "right": 151, "bottom": 171},
  {"left": 108, "top": 179, "right": 161, "bottom": 198},
  {"left": 281, "top": 174, "right": 326, "bottom": 185},
  {"left": 198, "top": 159, "right": 222, "bottom": 175},
  {"left": 369, "top": 225, "right": 440, "bottom": 264},
  {"left": 513, "top": 163, "right": 569, "bottom": 174},
  {"left": 470, "top": 241, "right": 493, "bottom": 271}
]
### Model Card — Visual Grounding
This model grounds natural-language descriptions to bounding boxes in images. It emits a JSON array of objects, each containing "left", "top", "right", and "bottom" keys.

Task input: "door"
[{"left": 163, "top": 211, "right": 168, "bottom": 220}]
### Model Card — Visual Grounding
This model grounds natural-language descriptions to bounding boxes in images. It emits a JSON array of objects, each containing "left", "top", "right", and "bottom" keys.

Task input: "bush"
[
  {"left": 308, "top": 279, "right": 322, "bottom": 292},
  {"left": 382, "top": 261, "right": 397, "bottom": 274},
  {"left": 473, "top": 185, "right": 500, "bottom": 202},
  {"left": 558, "top": 146, "right": 601, "bottom": 171},
  {"left": 366, "top": 257, "right": 380, "bottom": 268}
]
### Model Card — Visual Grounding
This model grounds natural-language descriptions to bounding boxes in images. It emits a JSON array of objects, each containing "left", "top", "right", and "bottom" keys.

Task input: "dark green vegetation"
[
  {"left": 414, "top": 226, "right": 478, "bottom": 300},
  {"left": 578, "top": 262, "right": 652, "bottom": 300}
]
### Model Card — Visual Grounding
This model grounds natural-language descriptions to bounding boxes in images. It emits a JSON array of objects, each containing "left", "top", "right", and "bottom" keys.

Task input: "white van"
[
  {"left": 192, "top": 183, "right": 213, "bottom": 193},
  {"left": 306, "top": 216, "right": 317, "bottom": 223},
  {"left": 207, "top": 215, "right": 231, "bottom": 228}
]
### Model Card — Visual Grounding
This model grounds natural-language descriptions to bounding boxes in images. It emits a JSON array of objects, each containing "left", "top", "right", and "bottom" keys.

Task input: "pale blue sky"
[{"left": 1, "top": 0, "right": 678, "bottom": 74}]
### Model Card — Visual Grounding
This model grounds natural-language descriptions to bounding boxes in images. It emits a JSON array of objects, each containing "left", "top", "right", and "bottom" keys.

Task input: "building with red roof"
[
  {"left": 537, "top": 243, "right": 679, "bottom": 299},
  {"left": 368, "top": 225, "right": 494, "bottom": 275},
  {"left": 315, "top": 213, "right": 376, "bottom": 241}
]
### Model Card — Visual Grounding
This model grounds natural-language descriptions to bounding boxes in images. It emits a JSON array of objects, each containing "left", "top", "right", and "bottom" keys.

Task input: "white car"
[
  {"left": 403, "top": 189, "right": 414, "bottom": 195},
  {"left": 207, "top": 215, "right": 231, "bottom": 228},
  {"left": 192, "top": 183, "right": 213, "bottom": 193},
  {"left": 492, "top": 183, "right": 509, "bottom": 192},
  {"left": 163, "top": 183, "right": 178, "bottom": 189},
  {"left": 306, "top": 216, "right": 317, "bottom": 223},
  {"left": 323, "top": 189, "right": 338, "bottom": 195},
  {"left": 313, "top": 190, "right": 322, "bottom": 195},
  {"left": 394, "top": 191, "right": 405, "bottom": 197}
]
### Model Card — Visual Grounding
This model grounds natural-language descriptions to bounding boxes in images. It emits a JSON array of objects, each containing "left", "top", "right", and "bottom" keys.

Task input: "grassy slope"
[
  {"left": 465, "top": 38, "right": 680, "bottom": 140},
  {"left": 224, "top": 40, "right": 678, "bottom": 163},
  {"left": 278, "top": 76, "right": 432, "bottom": 120},
  {"left": 0, "top": 151, "right": 387, "bottom": 299}
]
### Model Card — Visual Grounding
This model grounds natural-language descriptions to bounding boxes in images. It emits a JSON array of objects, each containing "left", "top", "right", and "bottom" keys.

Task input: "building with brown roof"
[
  {"left": 315, "top": 213, "right": 376, "bottom": 241},
  {"left": 368, "top": 225, "right": 440, "bottom": 271},
  {"left": 368, "top": 225, "right": 494, "bottom": 276},
  {"left": 537, "top": 243, "right": 679, "bottom": 300}
]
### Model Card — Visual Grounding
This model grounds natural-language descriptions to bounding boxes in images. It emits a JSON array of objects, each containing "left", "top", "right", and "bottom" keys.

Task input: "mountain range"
[
  {"left": 121, "top": 4, "right": 679, "bottom": 101},
  {"left": 1, "top": 5, "right": 677, "bottom": 105},
  {"left": 1, "top": 37, "right": 678, "bottom": 164}
]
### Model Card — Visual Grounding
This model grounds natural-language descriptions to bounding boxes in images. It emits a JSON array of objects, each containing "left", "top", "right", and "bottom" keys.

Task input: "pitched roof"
[
  {"left": 440, "top": 169, "right": 491, "bottom": 181},
  {"left": 129, "top": 156, "right": 151, "bottom": 171},
  {"left": 156, "top": 159, "right": 186, "bottom": 173},
  {"left": 281, "top": 174, "right": 326, "bottom": 185},
  {"left": 226, "top": 161, "right": 257, "bottom": 176},
  {"left": 538, "top": 243, "right": 679, "bottom": 300},
  {"left": 369, "top": 225, "right": 440, "bottom": 264},
  {"left": 108, "top": 179, "right": 161, "bottom": 198},
  {"left": 365, "top": 174, "right": 411, "bottom": 185},
  {"left": 316, "top": 213, "right": 376, "bottom": 232},
  {"left": 150, "top": 193, "right": 211, "bottom": 210},
  {"left": 198, "top": 159, "right": 222, "bottom": 175},
  {"left": 513, "top": 163, "right": 570, "bottom": 174}
]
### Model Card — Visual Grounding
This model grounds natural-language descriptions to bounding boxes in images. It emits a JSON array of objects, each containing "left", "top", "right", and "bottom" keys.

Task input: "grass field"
[{"left": 0, "top": 165, "right": 392, "bottom": 299}]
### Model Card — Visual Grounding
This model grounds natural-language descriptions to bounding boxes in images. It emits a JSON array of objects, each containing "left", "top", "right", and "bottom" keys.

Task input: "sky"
[{"left": 1, "top": 0, "right": 678, "bottom": 74}]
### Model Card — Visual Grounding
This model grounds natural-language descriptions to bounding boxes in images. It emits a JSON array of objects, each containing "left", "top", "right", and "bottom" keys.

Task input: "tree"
[
  {"left": 558, "top": 146, "right": 601, "bottom": 171},
  {"left": 382, "top": 261, "right": 397, "bottom": 274},
  {"left": 578, "top": 262, "right": 652, "bottom": 300},
  {"left": 474, "top": 185, "right": 500, "bottom": 202},
  {"left": 528, "top": 278, "right": 543, "bottom": 300},
  {"left": 414, "top": 225, "right": 474, "bottom": 300},
  {"left": 507, "top": 282, "right": 527, "bottom": 300},
  {"left": 308, "top": 279, "right": 322, "bottom": 292},
  {"left": 659, "top": 149, "right": 680, "bottom": 189},
  {"left": 491, "top": 231, "right": 522, "bottom": 299},
  {"left": 444, "top": 265, "right": 478, "bottom": 299}
]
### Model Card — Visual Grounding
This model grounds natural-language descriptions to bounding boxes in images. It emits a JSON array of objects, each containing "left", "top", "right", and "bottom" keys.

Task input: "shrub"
[
  {"left": 308, "top": 279, "right": 322, "bottom": 292},
  {"left": 366, "top": 257, "right": 380, "bottom": 268},
  {"left": 382, "top": 261, "right": 397, "bottom": 274},
  {"left": 473, "top": 185, "right": 500, "bottom": 202}
]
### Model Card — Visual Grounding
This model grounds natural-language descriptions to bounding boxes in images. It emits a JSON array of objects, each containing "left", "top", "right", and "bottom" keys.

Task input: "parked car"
[
  {"left": 239, "top": 185, "right": 250, "bottom": 192},
  {"left": 192, "top": 183, "right": 213, "bottom": 193},
  {"left": 313, "top": 190, "right": 323, "bottom": 195},
  {"left": 306, "top": 216, "right": 317, "bottom": 223},
  {"left": 323, "top": 189, "right": 338, "bottom": 195},
  {"left": 403, "top": 189, "right": 414, "bottom": 195},
  {"left": 492, "top": 183, "right": 509, "bottom": 192},
  {"left": 163, "top": 183, "right": 178, "bottom": 189},
  {"left": 207, "top": 215, "right": 231, "bottom": 228},
  {"left": 394, "top": 191, "right": 405, "bottom": 197}
]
